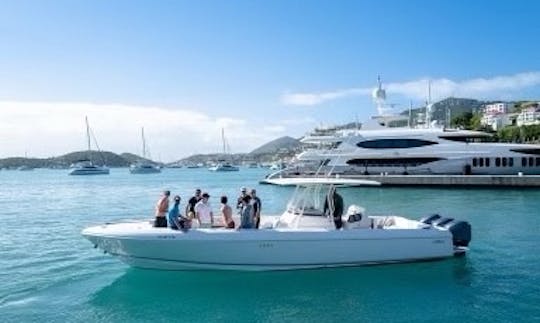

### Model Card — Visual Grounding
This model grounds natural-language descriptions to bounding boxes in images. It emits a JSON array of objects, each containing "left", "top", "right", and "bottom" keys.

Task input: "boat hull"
[
  {"left": 69, "top": 168, "right": 110, "bottom": 175},
  {"left": 82, "top": 222, "right": 455, "bottom": 271},
  {"left": 129, "top": 167, "right": 161, "bottom": 174}
]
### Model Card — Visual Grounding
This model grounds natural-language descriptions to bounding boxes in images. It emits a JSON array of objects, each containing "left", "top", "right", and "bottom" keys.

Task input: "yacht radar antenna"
[
  {"left": 372, "top": 75, "right": 388, "bottom": 116},
  {"left": 425, "top": 80, "right": 433, "bottom": 128}
]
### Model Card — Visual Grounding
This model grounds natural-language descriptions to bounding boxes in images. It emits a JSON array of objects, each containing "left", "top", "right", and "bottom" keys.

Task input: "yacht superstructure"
[
  {"left": 285, "top": 127, "right": 540, "bottom": 176},
  {"left": 272, "top": 78, "right": 540, "bottom": 177}
]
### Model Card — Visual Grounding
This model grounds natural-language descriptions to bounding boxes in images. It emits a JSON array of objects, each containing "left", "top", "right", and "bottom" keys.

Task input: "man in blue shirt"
[{"left": 168, "top": 195, "right": 182, "bottom": 230}]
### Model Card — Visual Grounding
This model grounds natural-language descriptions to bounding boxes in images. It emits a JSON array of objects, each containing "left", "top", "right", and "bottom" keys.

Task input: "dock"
[{"left": 260, "top": 174, "right": 540, "bottom": 187}]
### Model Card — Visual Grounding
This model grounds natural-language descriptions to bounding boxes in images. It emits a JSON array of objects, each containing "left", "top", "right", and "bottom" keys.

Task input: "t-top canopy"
[{"left": 263, "top": 177, "right": 381, "bottom": 187}]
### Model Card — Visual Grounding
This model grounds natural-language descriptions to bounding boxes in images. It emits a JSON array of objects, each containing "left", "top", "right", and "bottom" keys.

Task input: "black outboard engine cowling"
[
  {"left": 419, "top": 214, "right": 441, "bottom": 225},
  {"left": 445, "top": 221, "right": 472, "bottom": 247}
]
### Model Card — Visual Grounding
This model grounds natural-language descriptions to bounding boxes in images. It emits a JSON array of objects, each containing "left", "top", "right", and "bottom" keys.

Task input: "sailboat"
[
  {"left": 69, "top": 117, "right": 110, "bottom": 175},
  {"left": 129, "top": 127, "right": 161, "bottom": 174},
  {"left": 208, "top": 128, "right": 239, "bottom": 172}
]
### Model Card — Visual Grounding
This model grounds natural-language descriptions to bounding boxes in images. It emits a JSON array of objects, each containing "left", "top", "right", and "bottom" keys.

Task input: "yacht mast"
[
  {"left": 141, "top": 127, "right": 147, "bottom": 158},
  {"left": 221, "top": 128, "right": 226, "bottom": 154},
  {"left": 85, "top": 116, "right": 91, "bottom": 151}
]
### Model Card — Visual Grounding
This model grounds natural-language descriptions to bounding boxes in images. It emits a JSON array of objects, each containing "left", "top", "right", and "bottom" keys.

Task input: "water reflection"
[{"left": 90, "top": 258, "right": 474, "bottom": 322}]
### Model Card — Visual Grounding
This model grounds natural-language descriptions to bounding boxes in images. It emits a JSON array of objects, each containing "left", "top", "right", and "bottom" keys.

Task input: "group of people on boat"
[{"left": 153, "top": 187, "right": 262, "bottom": 230}]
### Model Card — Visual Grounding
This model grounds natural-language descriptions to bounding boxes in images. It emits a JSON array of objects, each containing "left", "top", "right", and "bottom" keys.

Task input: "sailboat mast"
[
  {"left": 85, "top": 116, "right": 91, "bottom": 151},
  {"left": 142, "top": 127, "right": 146, "bottom": 158},
  {"left": 221, "top": 128, "right": 226, "bottom": 155}
]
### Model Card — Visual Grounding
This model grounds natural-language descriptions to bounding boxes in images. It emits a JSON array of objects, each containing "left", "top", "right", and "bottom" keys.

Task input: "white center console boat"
[{"left": 82, "top": 180, "right": 471, "bottom": 271}]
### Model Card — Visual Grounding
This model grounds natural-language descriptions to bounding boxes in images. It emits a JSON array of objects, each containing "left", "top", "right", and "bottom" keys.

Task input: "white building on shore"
[
  {"left": 484, "top": 102, "right": 513, "bottom": 114},
  {"left": 481, "top": 102, "right": 514, "bottom": 130},
  {"left": 517, "top": 105, "right": 540, "bottom": 126}
]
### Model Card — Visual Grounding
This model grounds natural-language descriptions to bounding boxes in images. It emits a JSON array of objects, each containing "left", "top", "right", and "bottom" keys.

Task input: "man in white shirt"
[{"left": 194, "top": 192, "right": 214, "bottom": 228}]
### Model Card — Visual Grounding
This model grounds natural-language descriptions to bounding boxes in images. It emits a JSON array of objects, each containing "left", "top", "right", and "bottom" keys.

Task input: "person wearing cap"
[
  {"left": 250, "top": 189, "right": 262, "bottom": 229},
  {"left": 186, "top": 188, "right": 202, "bottom": 219},
  {"left": 236, "top": 187, "right": 248, "bottom": 211},
  {"left": 194, "top": 192, "right": 214, "bottom": 228},
  {"left": 154, "top": 190, "right": 170, "bottom": 228},
  {"left": 168, "top": 195, "right": 183, "bottom": 230},
  {"left": 239, "top": 195, "right": 254, "bottom": 229}
]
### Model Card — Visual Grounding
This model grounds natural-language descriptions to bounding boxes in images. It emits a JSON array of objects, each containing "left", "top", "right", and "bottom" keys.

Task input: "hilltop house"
[
  {"left": 481, "top": 102, "right": 514, "bottom": 130},
  {"left": 517, "top": 104, "right": 540, "bottom": 126}
]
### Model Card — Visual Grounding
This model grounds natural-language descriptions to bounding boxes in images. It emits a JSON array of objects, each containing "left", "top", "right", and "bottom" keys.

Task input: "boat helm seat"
[{"left": 344, "top": 205, "right": 373, "bottom": 229}]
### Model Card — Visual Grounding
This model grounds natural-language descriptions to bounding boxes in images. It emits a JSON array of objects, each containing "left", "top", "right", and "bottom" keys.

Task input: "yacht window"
[
  {"left": 537, "top": 157, "right": 540, "bottom": 167},
  {"left": 439, "top": 135, "right": 493, "bottom": 143},
  {"left": 346, "top": 157, "right": 445, "bottom": 167},
  {"left": 496, "top": 158, "right": 501, "bottom": 167},
  {"left": 502, "top": 158, "right": 507, "bottom": 167},
  {"left": 510, "top": 148, "right": 540, "bottom": 155},
  {"left": 486, "top": 158, "right": 490, "bottom": 167},
  {"left": 522, "top": 157, "right": 527, "bottom": 167},
  {"left": 472, "top": 158, "right": 477, "bottom": 167},
  {"left": 356, "top": 139, "right": 438, "bottom": 149},
  {"left": 509, "top": 158, "right": 514, "bottom": 167},
  {"left": 530, "top": 157, "right": 534, "bottom": 167},
  {"left": 479, "top": 158, "right": 484, "bottom": 167}
]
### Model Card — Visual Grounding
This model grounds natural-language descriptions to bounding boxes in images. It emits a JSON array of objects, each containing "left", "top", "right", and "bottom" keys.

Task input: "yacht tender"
[{"left": 82, "top": 180, "right": 471, "bottom": 271}]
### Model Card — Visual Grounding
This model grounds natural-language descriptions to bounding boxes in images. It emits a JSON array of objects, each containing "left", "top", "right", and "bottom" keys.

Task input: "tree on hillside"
[
  {"left": 451, "top": 112, "right": 489, "bottom": 131},
  {"left": 451, "top": 112, "right": 473, "bottom": 129},
  {"left": 497, "top": 124, "right": 540, "bottom": 143}
]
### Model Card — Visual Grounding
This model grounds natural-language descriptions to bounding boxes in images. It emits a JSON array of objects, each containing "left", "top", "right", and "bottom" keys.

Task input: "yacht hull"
[
  {"left": 82, "top": 221, "right": 455, "bottom": 271},
  {"left": 69, "top": 168, "right": 110, "bottom": 175}
]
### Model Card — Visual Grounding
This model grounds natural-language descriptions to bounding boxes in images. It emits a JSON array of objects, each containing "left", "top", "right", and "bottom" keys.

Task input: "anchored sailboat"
[
  {"left": 129, "top": 127, "right": 161, "bottom": 174},
  {"left": 209, "top": 128, "right": 239, "bottom": 172},
  {"left": 69, "top": 116, "right": 110, "bottom": 175}
]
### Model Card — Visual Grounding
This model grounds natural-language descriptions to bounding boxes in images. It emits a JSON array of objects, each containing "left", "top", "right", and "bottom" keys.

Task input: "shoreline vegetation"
[{"left": 0, "top": 136, "right": 302, "bottom": 169}]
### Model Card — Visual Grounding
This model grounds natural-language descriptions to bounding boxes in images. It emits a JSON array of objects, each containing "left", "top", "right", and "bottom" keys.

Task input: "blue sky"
[{"left": 1, "top": 0, "right": 540, "bottom": 160}]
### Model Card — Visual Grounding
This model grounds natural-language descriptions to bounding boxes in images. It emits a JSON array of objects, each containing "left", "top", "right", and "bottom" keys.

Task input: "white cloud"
[
  {"left": 281, "top": 71, "right": 540, "bottom": 106},
  {"left": 281, "top": 88, "right": 371, "bottom": 106},
  {"left": 263, "top": 125, "right": 286, "bottom": 133},
  {"left": 0, "top": 101, "right": 292, "bottom": 161}
]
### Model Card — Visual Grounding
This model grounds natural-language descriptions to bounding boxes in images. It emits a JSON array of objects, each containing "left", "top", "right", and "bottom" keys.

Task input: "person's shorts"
[{"left": 154, "top": 216, "right": 167, "bottom": 228}]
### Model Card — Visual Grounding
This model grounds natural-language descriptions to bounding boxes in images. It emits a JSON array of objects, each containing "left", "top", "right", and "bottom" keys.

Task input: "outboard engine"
[
  {"left": 445, "top": 221, "right": 472, "bottom": 247},
  {"left": 419, "top": 214, "right": 441, "bottom": 225}
]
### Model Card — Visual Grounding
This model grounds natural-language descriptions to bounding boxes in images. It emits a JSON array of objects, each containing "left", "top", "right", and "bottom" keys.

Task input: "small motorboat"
[{"left": 82, "top": 179, "right": 471, "bottom": 271}]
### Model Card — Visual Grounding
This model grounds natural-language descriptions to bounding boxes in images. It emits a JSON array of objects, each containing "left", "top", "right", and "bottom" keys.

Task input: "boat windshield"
[{"left": 286, "top": 184, "right": 329, "bottom": 217}]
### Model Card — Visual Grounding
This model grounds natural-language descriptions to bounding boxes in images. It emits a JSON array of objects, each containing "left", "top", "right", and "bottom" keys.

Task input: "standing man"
[
  {"left": 239, "top": 195, "right": 254, "bottom": 229},
  {"left": 186, "top": 188, "right": 202, "bottom": 219},
  {"left": 154, "top": 190, "right": 170, "bottom": 228},
  {"left": 236, "top": 187, "right": 248, "bottom": 211},
  {"left": 194, "top": 192, "right": 214, "bottom": 228},
  {"left": 323, "top": 186, "right": 344, "bottom": 229},
  {"left": 250, "top": 189, "right": 262, "bottom": 229}
]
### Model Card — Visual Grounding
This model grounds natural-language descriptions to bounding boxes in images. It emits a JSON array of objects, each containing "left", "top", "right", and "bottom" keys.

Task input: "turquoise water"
[{"left": 1, "top": 168, "right": 539, "bottom": 322}]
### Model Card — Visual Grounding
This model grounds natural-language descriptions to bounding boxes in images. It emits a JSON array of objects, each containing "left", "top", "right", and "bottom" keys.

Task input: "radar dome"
[{"left": 372, "top": 87, "right": 386, "bottom": 100}]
